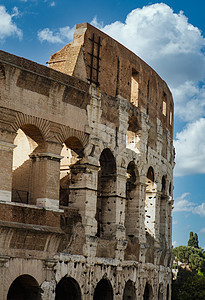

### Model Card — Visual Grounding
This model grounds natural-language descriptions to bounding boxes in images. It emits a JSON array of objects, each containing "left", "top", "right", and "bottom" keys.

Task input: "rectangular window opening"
[
  {"left": 131, "top": 69, "right": 139, "bottom": 107},
  {"left": 162, "top": 92, "right": 167, "bottom": 116}
]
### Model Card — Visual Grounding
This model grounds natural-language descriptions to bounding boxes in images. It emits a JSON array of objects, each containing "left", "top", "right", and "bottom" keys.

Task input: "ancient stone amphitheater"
[{"left": 0, "top": 23, "right": 174, "bottom": 299}]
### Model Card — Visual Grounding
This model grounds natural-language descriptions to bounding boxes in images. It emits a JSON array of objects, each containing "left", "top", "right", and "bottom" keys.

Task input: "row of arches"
[
  {"left": 7, "top": 274, "right": 170, "bottom": 300},
  {"left": 11, "top": 125, "right": 172, "bottom": 241}
]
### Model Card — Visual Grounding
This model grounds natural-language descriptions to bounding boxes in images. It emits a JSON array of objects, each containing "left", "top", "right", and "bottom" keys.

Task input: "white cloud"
[
  {"left": 50, "top": 1, "right": 55, "bottom": 7},
  {"left": 0, "top": 5, "right": 22, "bottom": 40},
  {"left": 38, "top": 3, "right": 205, "bottom": 122},
  {"left": 174, "top": 193, "right": 196, "bottom": 212},
  {"left": 174, "top": 192, "right": 205, "bottom": 218},
  {"left": 174, "top": 118, "right": 205, "bottom": 176},
  {"left": 92, "top": 4, "right": 205, "bottom": 123},
  {"left": 194, "top": 203, "right": 205, "bottom": 217},
  {"left": 38, "top": 25, "right": 75, "bottom": 43}
]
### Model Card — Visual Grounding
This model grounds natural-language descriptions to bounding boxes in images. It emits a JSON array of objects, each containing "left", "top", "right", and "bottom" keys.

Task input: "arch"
[
  {"left": 12, "top": 112, "right": 51, "bottom": 142},
  {"left": 143, "top": 282, "right": 153, "bottom": 300},
  {"left": 12, "top": 125, "right": 44, "bottom": 204},
  {"left": 60, "top": 136, "right": 84, "bottom": 207},
  {"left": 93, "top": 278, "right": 113, "bottom": 300},
  {"left": 7, "top": 274, "right": 42, "bottom": 300},
  {"left": 57, "top": 125, "right": 89, "bottom": 149},
  {"left": 160, "top": 175, "right": 168, "bottom": 243},
  {"left": 64, "top": 136, "right": 84, "bottom": 158},
  {"left": 123, "top": 280, "right": 136, "bottom": 300},
  {"left": 21, "top": 124, "right": 44, "bottom": 144},
  {"left": 161, "top": 175, "right": 166, "bottom": 194},
  {"left": 145, "top": 166, "right": 157, "bottom": 236},
  {"left": 96, "top": 148, "right": 116, "bottom": 237},
  {"left": 126, "top": 116, "right": 141, "bottom": 154},
  {"left": 147, "top": 167, "right": 154, "bottom": 183},
  {"left": 55, "top": 276, "right": 81, "bottom": 300},
  {"left": 125, "top": 161, "right": 140, "bottom": 237}
]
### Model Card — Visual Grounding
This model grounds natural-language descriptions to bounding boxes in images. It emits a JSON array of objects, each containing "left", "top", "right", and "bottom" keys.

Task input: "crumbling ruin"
[{"left": 0, "top": 23, "right": 174, "bottom": 299}]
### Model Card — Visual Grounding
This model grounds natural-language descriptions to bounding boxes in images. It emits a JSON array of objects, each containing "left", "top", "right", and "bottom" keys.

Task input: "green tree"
[
  {"left": 173, "top": 245, "right": 204, "bottom": 271},
  {"left": 188, "top": 231, "right": 199, "bottom": 248},
  {"left": 172, "top": 268, "right": 205, "bottom": 300},
  {"left": 172, "top": 232, "right": 205, "bottom": 299}
]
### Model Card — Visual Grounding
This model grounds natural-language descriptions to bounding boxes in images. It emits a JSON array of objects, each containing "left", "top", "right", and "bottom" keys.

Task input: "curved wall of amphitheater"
[{"left": 0, "top": 22, "right": 174, "bottom": 299}]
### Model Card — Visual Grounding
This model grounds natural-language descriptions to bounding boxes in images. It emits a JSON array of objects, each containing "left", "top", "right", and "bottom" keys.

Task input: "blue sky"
[{"left": 1, "top": 0, "right": 205, "bottom": 248}]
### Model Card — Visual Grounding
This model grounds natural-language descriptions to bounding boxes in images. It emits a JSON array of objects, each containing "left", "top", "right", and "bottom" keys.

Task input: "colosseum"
[{"left": 0, "top": 23, "right": 174, "bottom": 299}]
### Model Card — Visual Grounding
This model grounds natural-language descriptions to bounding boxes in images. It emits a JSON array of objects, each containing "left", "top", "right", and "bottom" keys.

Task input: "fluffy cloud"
[
  {"left": 174, "top": 118, "right": 205, "bottom": 176},
  {"left": 37, "top": 4, "right": 205, "bottom": 121},
  {"left": 92, "top": 4, "right": 205, "bottom": 123},
  {"left": 0, "top": 6, "right": 22, "bottom": 40},
  {"left": 38, "top": 25, "right": 75, "bottom": 43},
  {"left": 174, "top": 193, "right": 196, "bottom": 212},
  {"left": 174, "top": 192, "right": 205, "bottom": 217}
]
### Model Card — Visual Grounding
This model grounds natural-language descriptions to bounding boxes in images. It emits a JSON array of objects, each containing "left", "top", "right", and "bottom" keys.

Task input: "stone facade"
[{"left": 0, "top": 23, "right": 174, "bottom": 299}]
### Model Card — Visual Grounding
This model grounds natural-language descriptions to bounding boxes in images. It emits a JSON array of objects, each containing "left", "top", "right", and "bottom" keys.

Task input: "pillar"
[{"left": 30, "top": 152, "right": 63, "bottom": 210}]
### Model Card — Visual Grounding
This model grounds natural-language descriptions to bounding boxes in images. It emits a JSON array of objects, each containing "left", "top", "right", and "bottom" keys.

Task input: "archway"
[
  {"left": 55, "top": 277, "right": 81, "bottom": 300},
  {"left": 145, "top": 167, "right": 157, "bottom": 235},
  {"left": 60, "top": 136, "right": 84, "bottom": 206},
  {"left": 96, "top": 148, "right": 116, "bottom": 237},
  {"left": 160, "top": 175, "right": 168, "bottom": 242},
  {"left": 7, "top": 274, "right": 42, "bottom": 300},
  {"left": 93, "top": 278, "right": 113, "bottom": 300},
  {"left": 125, "top": 161, "right": 140, "bottom": 236},
  {"left": 123, "top": 280, "right": 136, "bottom": 300},
  {"left": 143, "top": 282, "right": 153, "bottom": 300},
  {"left": 12, "top": 125, "right": 44, "bottom": 204}
]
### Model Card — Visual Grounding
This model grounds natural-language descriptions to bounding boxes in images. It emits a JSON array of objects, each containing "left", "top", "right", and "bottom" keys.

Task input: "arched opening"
[
  {"left": 93, "top": 278, "right": 113, "bottom": 300},
  {"left": 158, "top": 283, "right": 163, "bottom": 300},
  {"left": 145, "top": 167, "right": 157, "bottom": 236},
  {"left": 125, "top": 161, "right": 140, "bottom": 237},
  {"left": 143, "top": 282, "right": 153, "bottom": 300},
  {"left": 123, "top": 280, "right": 136, "bottom": 300},
  {"left": 96, "top": 148, "right": 116, "bottom": 237},
  {"left": 160, "top": 175, "right": 168, "bottom": 242},
  {"left": 55, "top": 277, "right": 81, "bottom": 300},
  {"left": 60, "top": 137, "right": 84, "bottom": 207},
  {"left": 7, "top": 274, "right": 42, "bottom": 300},
  {"left": 161, "top": 176, "right": 166, "bottom": 194},
  {"left": 126, "top": 117, "right": 141, "bottom": 154},
  {"left": 12, "top": 125, "right": 44, "bottom": 204}
]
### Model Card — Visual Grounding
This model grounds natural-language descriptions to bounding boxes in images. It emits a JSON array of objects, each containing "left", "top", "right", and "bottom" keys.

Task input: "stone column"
[
  {"left": 69, "top": 163, "right": 99, "bottom": 237},
  {"left": 41, "top": 259, "right": 57, "bottom": 300},
  {"left": 30, "top": 152, "right": 63, "bottom": 210},
  {"left": 0, "top": 139, "right": 16, "bottom": 202},
  {"left": 0, "top": 255, "right": 10, "bottom": 300}
]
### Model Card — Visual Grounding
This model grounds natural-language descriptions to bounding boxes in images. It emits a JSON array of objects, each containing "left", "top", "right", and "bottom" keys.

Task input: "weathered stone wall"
[{"left": 0, "top": 23, "right": 174, "bottom": 299}]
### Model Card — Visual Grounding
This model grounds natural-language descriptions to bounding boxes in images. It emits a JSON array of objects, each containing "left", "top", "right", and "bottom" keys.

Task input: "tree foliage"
[
  {"left": 172, "top": 268, "right": 205, "bottom": 300},
  {"left": 188, "top": 232, "right": 199, "bottom": 248},
  {"left": 172, "top": 232, "right": 205, "bottom": 299},
  {"left": 173, "top": 245, "right": 205, "bottom": 272}
]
